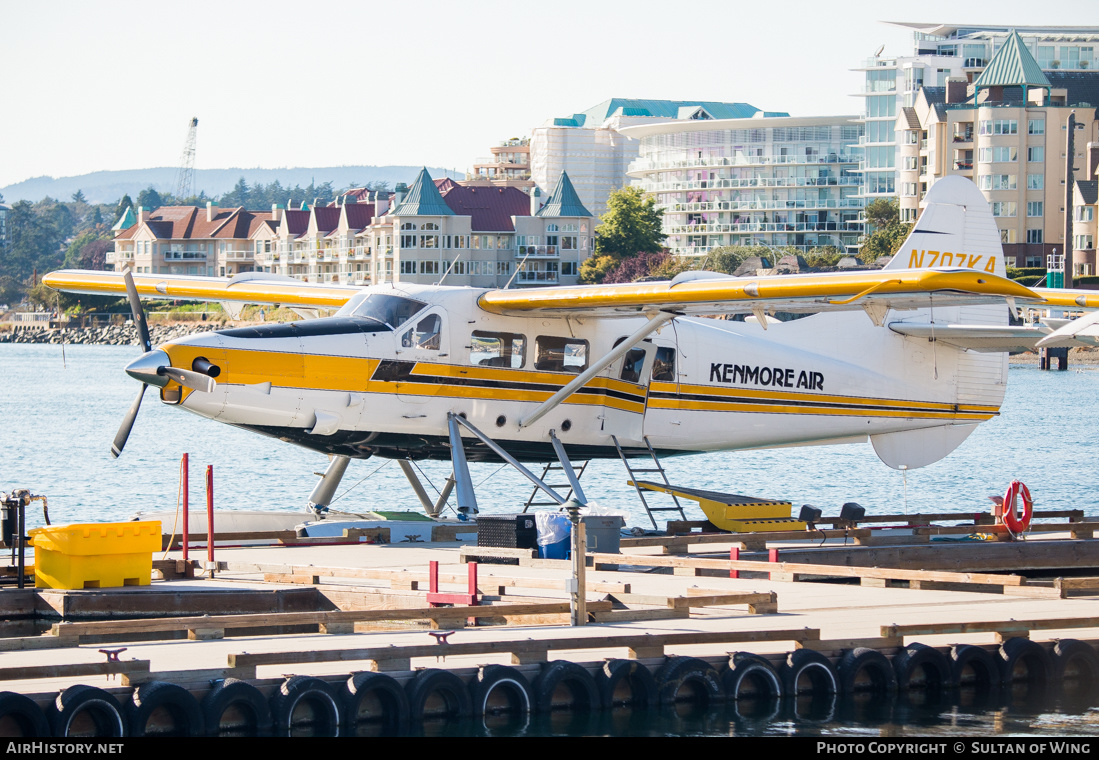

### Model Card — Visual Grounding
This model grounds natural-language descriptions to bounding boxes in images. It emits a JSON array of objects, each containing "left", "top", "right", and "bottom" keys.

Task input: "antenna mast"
[{"left": 174, "top": 117, "right": 198, "bottom": 200}]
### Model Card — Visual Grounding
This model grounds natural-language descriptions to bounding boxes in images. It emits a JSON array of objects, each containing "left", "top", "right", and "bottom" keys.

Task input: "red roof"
[
  {"left": 343, "top": 203, "right": 376, "bottom": 232},
  {"left": 312, "top": 206, "right": 341, "bottom": 233},
  {"left": 281, "top": 209, "right": 310, "bottom": 237},
  {"left": 117, "top": 206, "right": 277, "bottom": 241},
  {"left": 437, "top": 184, "right": 530, "bottom": 232}
]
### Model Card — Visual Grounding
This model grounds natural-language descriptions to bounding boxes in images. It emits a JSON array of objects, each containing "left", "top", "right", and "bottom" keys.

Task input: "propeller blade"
[
  {"left": 123, "top": 270, "right": 151, "bottom": 354},
  {"left": 112, "top": 384, "right": 147, "bottom": 458},
  {"left": 160, "top": 366, "right": 217, "bottom": 394}
]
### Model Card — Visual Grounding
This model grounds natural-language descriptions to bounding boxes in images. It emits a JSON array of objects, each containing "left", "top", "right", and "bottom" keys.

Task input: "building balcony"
[
  {"left": 221, "top": 250, "right": 253, "bottom": 260},
  {"left": 953, "top": 161, "right": 974, "bottom": 171},
  {"left": 629, "top": 153, "right": 859, "bottom": 175},
  {"left": 163, "top": 251, "right": 207, "bottom": 260},
  {"left": 516, "top": 245, "right": 558, "bottom": 258},
  {"left": 668, "top": 199, "right": 864, "bottom": 213},
  {"left": 953, "top": 133, "right": 973, "bottom": 143},
  {"left": 643, "top": 177, "right": 860, "bottom": 193},
  {"left": 515, "top": 271, "right": 558, "bottom": 284},
  {"left": 669, "top": 221, "right": 847, "bottom": 234}
]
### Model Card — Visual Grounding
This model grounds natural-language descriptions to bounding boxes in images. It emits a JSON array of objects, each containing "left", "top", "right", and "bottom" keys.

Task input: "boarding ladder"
[
  {"left": 521, "top": 460, "right": 589, "bottom": 512},
  {"left": 613, "top": 435, "right": 687, "bottom": 530}
]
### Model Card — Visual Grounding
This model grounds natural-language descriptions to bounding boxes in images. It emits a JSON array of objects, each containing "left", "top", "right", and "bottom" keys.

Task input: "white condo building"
[
  {"left": 623, "top": 115, "right": 864, "bottom": 257},
  {"left": 856, "top": 22, "right": 1099, "bottom": 209},
  {"left": 531, "top": 98, "right": 780, "bottom": 218}
]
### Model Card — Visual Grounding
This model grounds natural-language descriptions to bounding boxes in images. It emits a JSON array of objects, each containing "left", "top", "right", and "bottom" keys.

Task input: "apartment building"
[
  {"left": 361, "top": 168, "right": 594, "bottom": 288},
  {"left": 468, "top": 138, "right": 534, "bottom": 190},
  {"left": 623, "top": 115, "right": 864, "bottom": 257},
  {"left": 0, "top": 203, "right": 8, "bottom": 252},
  {"left": 1071, "top": 142, "right": 1099, "bottom": 275},
  {"left": 531, "top": 98, "right": 780, "bottom": 217},
  {"left": 855, "top": 22, "right": 1099, "bottom": 203},
  {"left": 108, "top": 203, "right": 274, "bottom": 276},
  {"left": 896, "top": 31, "right": 1098, "bottom": 269}
]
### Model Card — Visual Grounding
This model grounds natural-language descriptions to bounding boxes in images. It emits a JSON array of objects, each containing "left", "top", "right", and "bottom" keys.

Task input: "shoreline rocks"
[{"left": 0, "top": 323, "right": 222, "bottom": 346}]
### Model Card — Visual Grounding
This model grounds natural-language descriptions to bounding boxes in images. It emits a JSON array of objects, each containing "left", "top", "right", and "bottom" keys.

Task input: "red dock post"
[
  {"left": 181, "top": 454, "right": 189, "bottom": 563},
  {"left": 730, "top": 546, "right": 739, "bottom": 579},
  {"left": 205, "top": 465, "right": 214, "bottom": 577}
]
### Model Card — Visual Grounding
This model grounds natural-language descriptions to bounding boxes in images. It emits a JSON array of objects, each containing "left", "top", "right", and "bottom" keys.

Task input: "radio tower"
[{"left": 174, "top": 117, "right": 198, "bottom": 200}]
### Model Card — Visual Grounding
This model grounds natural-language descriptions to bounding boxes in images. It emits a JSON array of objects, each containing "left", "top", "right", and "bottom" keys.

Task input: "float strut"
[
  {"left": 447, "top": 414, "right": 478, "bottom": 515},
  {"left": 308, "top": 455, "right": 350, "bottom": 515}
]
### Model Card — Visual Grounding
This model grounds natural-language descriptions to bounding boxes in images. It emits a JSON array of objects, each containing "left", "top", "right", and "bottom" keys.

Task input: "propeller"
[{"left": 111, "top": 272, "right": 218, "bottom": 458}]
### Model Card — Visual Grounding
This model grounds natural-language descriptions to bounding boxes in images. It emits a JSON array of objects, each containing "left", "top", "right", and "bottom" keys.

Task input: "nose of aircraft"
[{"left": 125, "top": 349, "right": 171, "bottom": 387}]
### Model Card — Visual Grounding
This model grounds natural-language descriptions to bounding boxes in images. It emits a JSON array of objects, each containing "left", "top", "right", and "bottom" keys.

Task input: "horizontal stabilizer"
[
  {"left": 1036, "top": 310, "right": 1099, "bottom": 348},
  {"left": 888, "top": 322, "right": 1051, "bottom": 353}
]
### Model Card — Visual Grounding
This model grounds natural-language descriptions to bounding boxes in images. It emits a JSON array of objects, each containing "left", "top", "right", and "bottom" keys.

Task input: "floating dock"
[{"left": 2, "top": 510, "right": 1099, "bottom": 737}]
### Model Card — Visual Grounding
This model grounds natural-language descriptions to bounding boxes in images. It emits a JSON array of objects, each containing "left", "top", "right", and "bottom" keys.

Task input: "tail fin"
[
  {"left": 873, "top": 176, "right": 1008, "bottom": 469},
  {"left": 881, "top": 176, "right": 1005, "bottom": 277}
]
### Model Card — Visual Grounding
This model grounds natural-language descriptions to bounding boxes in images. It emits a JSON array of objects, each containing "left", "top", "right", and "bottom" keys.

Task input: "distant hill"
[{"left": 1, "top": 166, "right": 464, "bottom": 204}]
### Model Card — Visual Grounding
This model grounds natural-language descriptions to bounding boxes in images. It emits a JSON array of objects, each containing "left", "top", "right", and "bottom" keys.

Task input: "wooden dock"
[{"left": 3, "top": 514, "right": 1099, "bottom": 737}]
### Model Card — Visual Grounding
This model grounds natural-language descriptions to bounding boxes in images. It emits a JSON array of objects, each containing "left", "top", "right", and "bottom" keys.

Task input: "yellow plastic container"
[{"left": 29, "top": 521, "right": 161, "bottom": 590}]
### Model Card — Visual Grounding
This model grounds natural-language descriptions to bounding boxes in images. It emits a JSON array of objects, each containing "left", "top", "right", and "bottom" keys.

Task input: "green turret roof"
[
  {"left": 112, "top": 206, "right": 136, "bottom": 231},
  {"left": 390, "top": 168, "right": 455, "bottom": 216},
  {"left": 536, "top": 172, "right": 591, "bottom": 218},
  {"left": 973, "top": 30, "right": 1052, "bottom": 95}
]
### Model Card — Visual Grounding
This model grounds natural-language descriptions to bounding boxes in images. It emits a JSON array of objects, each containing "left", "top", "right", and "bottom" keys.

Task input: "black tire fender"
[
  {"left": 0, "top": 691, "right": 49, "bottom": 737},
  {"left": 405, "top": 669, "right": 472, "bottom": 722},
  {"left": 780, "top": 649, "right": 838, "bottom": 697},
  {"left": 47, "top": 684, "right": 127, "bottom": 737},
  {"left": 892, "top": 643, "right": 953, "bottom": 691},
  {"left": 998, "top": 637, "right": 1053, "bottom": 686},
  {"left": 1051, "top": 639, "right": 1099, "bottom": 683},
  {"left": 341, "top": 672, "right": 409, "bottom": 736},
  {"left": 269, "top": 675, "right": 341, "bottom": 737},
  {"left": 202, "top": 678, "right": 272, "bottom": 737},
  {"left": 654, "top": 656, "right": 725, "bottom": 706},
  {"left": 596, "top": 659, "right": 658, "bottom": 709},
  {"left": 723, "top": 653, "right": 783, "bottom": 701},
  {"left": 533, "top": 660, "right": 599, "bottom": 713},
  {"left": 126, "top": 681, "right": 204, "bottom": 737},
  {"left": 951, "top": 644, "right": 1002, "bottom": 691},
  {"left": 837, "top": 647, "right": 897, "bottom": 695},
  {"left": 469, "top": 665, "right": 532, "bottom": 720}
]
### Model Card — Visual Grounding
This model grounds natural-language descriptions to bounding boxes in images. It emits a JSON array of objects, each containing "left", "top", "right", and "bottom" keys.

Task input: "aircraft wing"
[
  {"left": 477, "top": 268, "right": 1038, "bottom": 318},
  {"left": 1030, "top": 287, "right": 1099, "bottom": 310},
  {"left": 41, "top": 270, "right": 359, "bottom": 309}
]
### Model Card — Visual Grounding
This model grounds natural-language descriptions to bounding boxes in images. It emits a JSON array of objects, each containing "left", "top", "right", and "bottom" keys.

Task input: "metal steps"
[
  {"left": 613, "top": 435, "right": 687, "bottom": 529},
  {"left": 522, "top": 460, "right": 588, "bottom": 512}
]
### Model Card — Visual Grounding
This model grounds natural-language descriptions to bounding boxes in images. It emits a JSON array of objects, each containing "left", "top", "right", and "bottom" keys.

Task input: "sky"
[{"left": 1, "top": 0, "right": 1095, "bottom": 188}]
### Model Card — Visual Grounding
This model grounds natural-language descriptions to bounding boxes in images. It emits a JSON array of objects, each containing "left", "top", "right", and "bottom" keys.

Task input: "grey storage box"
[{"left": 581, "top": 515, "right": 623, "bottom": 554}]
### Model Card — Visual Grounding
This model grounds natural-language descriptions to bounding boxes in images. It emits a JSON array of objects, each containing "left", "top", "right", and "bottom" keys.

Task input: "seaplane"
[{"left": 43, "top": 177, "right": 1099, "bottom": 528}]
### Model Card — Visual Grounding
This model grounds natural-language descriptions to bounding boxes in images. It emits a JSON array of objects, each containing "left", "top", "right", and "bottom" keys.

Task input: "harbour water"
[
  {"left": 4, "top": 342, "right": 1099, "bottom": 737},
  {"left": 4, "top": 343, "right": 1098, "bottom": 530}
]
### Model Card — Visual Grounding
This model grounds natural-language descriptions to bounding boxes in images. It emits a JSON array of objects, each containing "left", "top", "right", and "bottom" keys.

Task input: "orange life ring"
[{"left": 1002, "top": 480, "right": 1033, "bottom": 533}]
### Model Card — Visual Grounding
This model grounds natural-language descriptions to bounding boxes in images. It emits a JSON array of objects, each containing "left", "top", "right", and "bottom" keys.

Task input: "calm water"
[
  {"left": 4, "top": 343, "right": 1098, "bottom": 529},
  {"left": 4, "top": 343, "right": 1099, "bottom": 737}
]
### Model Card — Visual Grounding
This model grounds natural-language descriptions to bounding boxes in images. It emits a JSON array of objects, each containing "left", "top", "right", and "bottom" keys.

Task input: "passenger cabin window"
[
  {"left": 651, "top": 347, "right": 676, "bottom": 382},
  {"left": 613, "top": 337, "right": 647, "bottom": 383},
  {"left": 402, "top": 314, "right": 441, "bottom": 350},
  {"left": 535, "top": 336, "right": 589, "bottom": 373},
  {"left": 470, "top": 331, "right": 525, "bottom": 368},
  {"left": 335, "top": 293, "right": 426, "bottom": 330}
]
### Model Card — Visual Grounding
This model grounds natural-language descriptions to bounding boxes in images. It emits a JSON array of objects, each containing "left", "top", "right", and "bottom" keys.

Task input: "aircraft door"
[
  {"left": 602, "top": 338, "right": 655, "bottom": 446},
  {"left": 641, "top": 341, "right": 686, "bottom": 444},
  {"left": 394, "top": 308, "right": 448, "bottom": 404}
]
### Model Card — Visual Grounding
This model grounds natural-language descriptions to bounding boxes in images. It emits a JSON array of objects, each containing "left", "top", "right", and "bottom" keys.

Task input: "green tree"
[
  {"left": 594, "top": 186, "right": 665, "bottom": 259},
  {"left": 71, "top": 189, "right": 87, "bottom": 204},
  {"left": 136, "top": 186, "right": 164, "bottom": 211},
  {"left": 114, "top": 195, "right": 134, "bottom": 225},
  {"left": 860, "top": 198, "right": 911, "bottom": 263}
]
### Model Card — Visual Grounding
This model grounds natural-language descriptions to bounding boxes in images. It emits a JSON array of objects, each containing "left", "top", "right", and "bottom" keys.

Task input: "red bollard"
[
  {"left": 181, "top": 454, "right": 189, "bottom": 563},
  {"left": 768, "top": 548, "right": 779, "bottom": 581},
  {"left": 730, "top": 546, "right": 739, "bottom": 579},
  {"left": 206, "top": 465, "right": 214, "bottom": 576}
]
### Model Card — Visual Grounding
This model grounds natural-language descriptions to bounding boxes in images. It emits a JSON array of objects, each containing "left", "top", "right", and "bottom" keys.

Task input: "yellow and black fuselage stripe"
[
  {"left": 647, "top": 381, "right": 999, "bottom": 421},
  {"left": 163, "top": 344, "right": 997, "bottom": 422}
]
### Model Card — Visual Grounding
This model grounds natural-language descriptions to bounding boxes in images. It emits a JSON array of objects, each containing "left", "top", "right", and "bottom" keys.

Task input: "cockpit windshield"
[{"left": 335, "top": 293, "right": 427, "bottom": 330}]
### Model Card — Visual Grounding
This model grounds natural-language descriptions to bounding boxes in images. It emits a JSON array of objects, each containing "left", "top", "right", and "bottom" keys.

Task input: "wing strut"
[
  {"left": 518, "top": 311, "right": 675, "bottom": 429},
  {"left": 448, "top": 413, "right": 568, "bottom": 508}
]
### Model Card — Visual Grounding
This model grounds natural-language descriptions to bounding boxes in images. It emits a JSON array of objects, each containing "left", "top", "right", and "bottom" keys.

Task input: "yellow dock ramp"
[{"left": 629, "top": 481, "right": 806, "bottom": 533}]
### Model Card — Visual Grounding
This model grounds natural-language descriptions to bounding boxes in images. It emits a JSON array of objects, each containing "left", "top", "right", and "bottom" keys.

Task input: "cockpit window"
[
  {"left": 335, "top": 293, "right": 427, "bottom": 329},
  {"left": 401, "top": 314, "right": 442, "bottom": 350}
]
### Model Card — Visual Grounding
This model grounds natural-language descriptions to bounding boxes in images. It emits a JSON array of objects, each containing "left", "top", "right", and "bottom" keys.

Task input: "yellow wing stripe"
[
  {"left": 42, "top": 270, "right": 357, "bottom": 308},
  {"left": 1029, "top": 287, "right": 1099, "bottom": 310},
  {"left": 478, "top": 270, "right": 1039, "bottom": 314}
]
